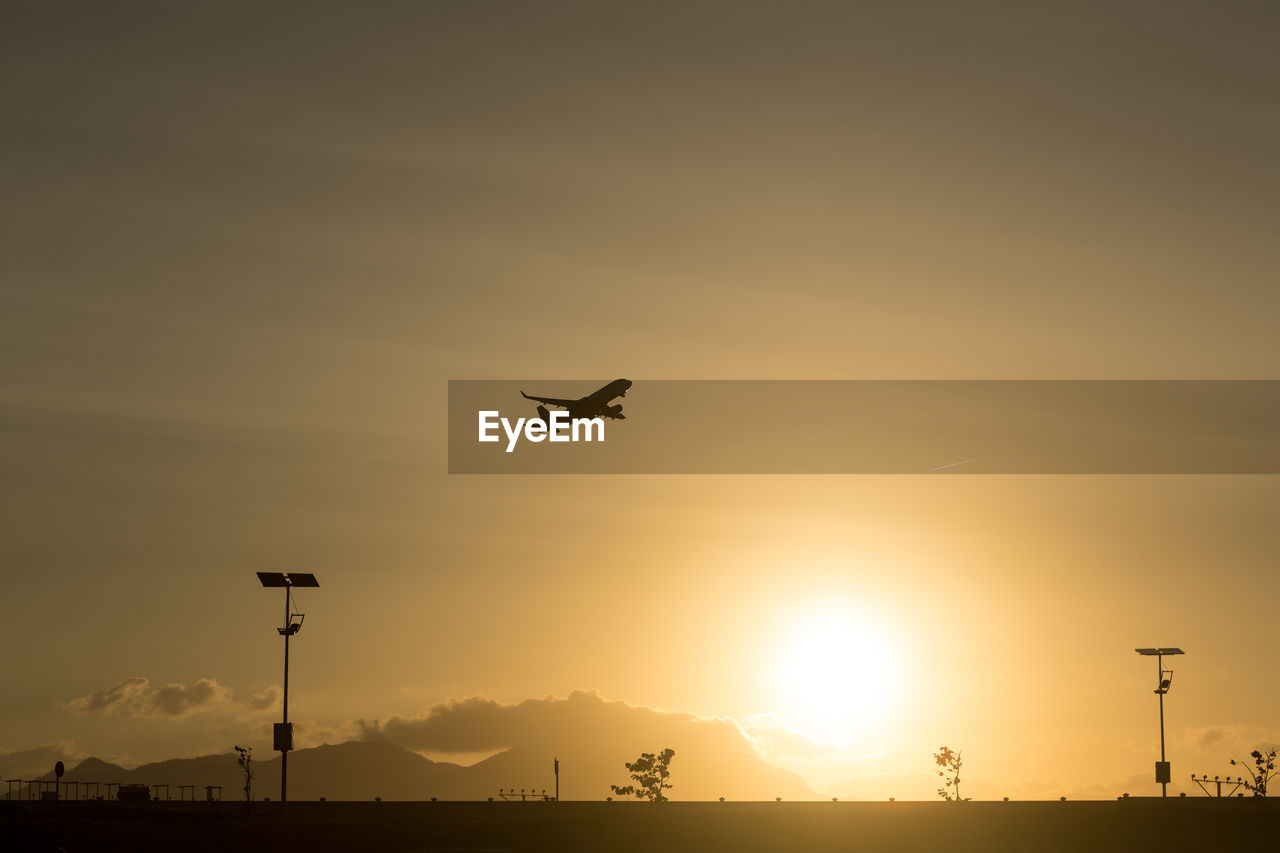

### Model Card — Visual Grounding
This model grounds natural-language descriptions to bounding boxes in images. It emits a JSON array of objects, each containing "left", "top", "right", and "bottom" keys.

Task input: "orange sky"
[{"left": 2, "top": 2, "right": 1278, "bottom": 799}]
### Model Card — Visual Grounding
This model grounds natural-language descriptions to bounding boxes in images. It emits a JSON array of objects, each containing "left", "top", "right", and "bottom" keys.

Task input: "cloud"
[
  {"left": 358, "top": 695, "right": 514, "bottom": 751},
  {"left": 60, "top": 677, "right": 279, "bottom": 718},
  {"left": 358, "top": 690, "right": 757, "bottom": 755},
  {"left": 247, "top": 685, "right": 283, "bottom": 712},
  {"left": 357, "top": 689, "right": 814, "bottom": 801},
  {"left": 1199, "top": 727, "right": 1227, "bottom": 750},
  {"left": 150, "top": 679, "right": 229, "bottom": 716},
  {"left": 0, "top": 741, "right": 88, "bottom": 779},
  {"left": 742, "top": 722, "right": 833, "bottom": 758},
  {"left": 1182, "top": 723, "right": 1278, "bottom": 757}
]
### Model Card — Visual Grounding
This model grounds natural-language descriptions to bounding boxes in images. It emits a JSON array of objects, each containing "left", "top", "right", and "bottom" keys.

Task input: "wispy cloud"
[{"left": 59, "top": 676, "right": 280, "bottom": 719}]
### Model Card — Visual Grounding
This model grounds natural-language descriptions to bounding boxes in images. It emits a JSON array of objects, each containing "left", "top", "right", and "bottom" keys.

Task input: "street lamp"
[
  {"left": 257, "top": 571, "right": 319, "bottom": 804},
  {"left": 1135, "top": 647, "right": 1184, "bottom": 798}
]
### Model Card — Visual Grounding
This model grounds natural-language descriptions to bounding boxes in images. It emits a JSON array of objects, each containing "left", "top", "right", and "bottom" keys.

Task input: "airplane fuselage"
[{"left": 521, "top": 379, "right": 632, "bottom": 421}]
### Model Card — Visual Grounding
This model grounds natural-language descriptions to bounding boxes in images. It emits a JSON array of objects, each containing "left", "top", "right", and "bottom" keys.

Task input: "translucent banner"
[{"left": 448, "top": 380, "right": 1280, "bottom": 474}]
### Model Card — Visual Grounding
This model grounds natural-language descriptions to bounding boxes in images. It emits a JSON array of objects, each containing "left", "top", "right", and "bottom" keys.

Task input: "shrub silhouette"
[
  {"left": 232, "top": 746, "right": 253, "bottom": 809},
  {"left": 1231, "top": 748, "right": 1278, "bottom": 797},
  {"left": 934, "top": 746, "right": 968, "bottom": 802},
  {"left": 611, "top": 748, "right": 675, "bottom": 803}
]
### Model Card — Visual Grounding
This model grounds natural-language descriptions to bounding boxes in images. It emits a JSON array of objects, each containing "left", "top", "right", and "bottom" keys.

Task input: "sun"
[{"left": 770, "top": 609, "right": 901, "bottom": 740}]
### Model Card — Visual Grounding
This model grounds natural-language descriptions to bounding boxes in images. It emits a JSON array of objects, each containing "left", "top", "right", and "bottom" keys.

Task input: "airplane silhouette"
[{"left": 522, "top": 379, "right": 632, "bottom": 421}]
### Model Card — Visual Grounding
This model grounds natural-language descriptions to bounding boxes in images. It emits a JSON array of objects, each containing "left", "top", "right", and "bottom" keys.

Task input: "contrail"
[{"left": 931, "top": 456, "right": 981, "bottom": 472}]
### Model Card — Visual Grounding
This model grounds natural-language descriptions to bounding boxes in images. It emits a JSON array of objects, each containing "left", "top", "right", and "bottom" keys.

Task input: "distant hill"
[
  {"left": 62, "top": 756, "right": 130, "bottom": 780},
  {"left": 359, "top": 691, "right": 817, "bottom": 802},
  {"left": 37, "top": 736, "right": 811, "bottom": 802},
  {"left": 29, "top": 692, "right": 816, "bottom": 802},
  {"left": 35, "top": 742, "right": 463, "bottom": 802}
]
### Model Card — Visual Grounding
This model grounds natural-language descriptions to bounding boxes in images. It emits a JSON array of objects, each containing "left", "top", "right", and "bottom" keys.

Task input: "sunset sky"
[{"left": 2, "top": 2, "right": 1278, "bottom": 799}]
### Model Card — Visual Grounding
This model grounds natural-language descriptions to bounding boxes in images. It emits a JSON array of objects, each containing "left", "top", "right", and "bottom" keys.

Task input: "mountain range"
[{"left": 30, "top": 738, "right": 814, "bottom": 802}]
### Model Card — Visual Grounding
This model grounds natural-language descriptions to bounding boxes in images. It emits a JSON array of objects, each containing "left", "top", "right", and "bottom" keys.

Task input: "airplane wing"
[
  {"left": 521, "top": 391, "right": 580, "bottom": 408},
  {"left": 582, "top": 379, "right": 632, "bottom": 405}
]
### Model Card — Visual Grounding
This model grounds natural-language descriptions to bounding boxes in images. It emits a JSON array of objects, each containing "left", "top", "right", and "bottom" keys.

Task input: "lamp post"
[
  {"left": 1135, "top": 647, "right": 1184, "bottom": 798},
  {"left": 258, "top": 572, "right": 319, "bottom": 804}
]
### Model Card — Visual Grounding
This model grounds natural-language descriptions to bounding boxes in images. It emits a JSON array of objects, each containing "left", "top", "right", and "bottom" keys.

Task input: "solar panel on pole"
[
  {"left": 256, "top": 572, "right": 319, "bottom": 806},
  {"left": 1135, "top": 646, "right": 1186, "bottom": 798}
]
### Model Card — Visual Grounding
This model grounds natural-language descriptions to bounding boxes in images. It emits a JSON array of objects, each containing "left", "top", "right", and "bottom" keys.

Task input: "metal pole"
[
  {"left": 1157, "top": 654, "right": 1166, "bottom": 798},
  {"left": 282, "top": 587, "right": 289, "bottom": 805}
]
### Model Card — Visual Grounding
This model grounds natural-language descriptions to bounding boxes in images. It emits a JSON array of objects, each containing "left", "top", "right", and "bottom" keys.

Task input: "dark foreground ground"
[{"left": 4, "top": 798, "right": 1277, "bottom": 852}]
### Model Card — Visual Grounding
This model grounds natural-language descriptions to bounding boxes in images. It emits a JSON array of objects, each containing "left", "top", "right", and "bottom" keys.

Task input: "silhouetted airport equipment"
[
  {"left": 105, "top": 782, "right": 120, "bottom": 800},
  {"left": 257, "top": 571, "right": 319, "bottom": 805},
  {"left": 1191, "top": 773, "right": 1245, "bottom": 798},
  {"left": 1135, "top": 647, "right": 1185, "bottom": 797},
  {"left": 54, "top": 760, "right": 63, "bottom": 801},
  {"left": 118, "top": 784, "right": 149, "bottom": 802},
  {"left": 5, "top": 779, "right": 20, "bottom": 800},
  {"left": 151, "top": 784, "right": 170, "bottom": 801},
  {"left": 554, "top": 758, "right": 559, "bottom": 803},
  {"left": 496, "top": 787, "right": 550, "bottom": 802},
  {"left": 171, "top": 784, "right": 223, "bottom": 802}
]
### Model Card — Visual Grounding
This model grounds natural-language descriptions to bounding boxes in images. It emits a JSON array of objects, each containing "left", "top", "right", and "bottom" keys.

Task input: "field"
[{"left": 4, "top": 798, "right": 1277, "bottom": 852}]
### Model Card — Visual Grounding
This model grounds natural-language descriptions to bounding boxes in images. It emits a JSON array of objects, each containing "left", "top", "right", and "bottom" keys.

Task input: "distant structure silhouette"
[
  {"left": 1191, "top": 773, "right": 1245, "bottom": 797},
  {"left": 1135, "top": 647, "right": 1185, "bottom": 797},
  {"left": 256, "top": 571, "right": 320, "bottom": 805}
]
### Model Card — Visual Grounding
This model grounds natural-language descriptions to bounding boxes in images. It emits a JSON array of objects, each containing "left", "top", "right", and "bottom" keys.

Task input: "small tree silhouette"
[
  {"left": 233, "top": 746, "right": 253, "bottom": 808},
  {"left": 934, "top": 746, "right": 967, "bottom": 802},
  {"left": 611, "top": 748, "right": 675, "bottom": 803},
  {"left": 1230, "top": 748, "right": 1278, "bottom": 797}
]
